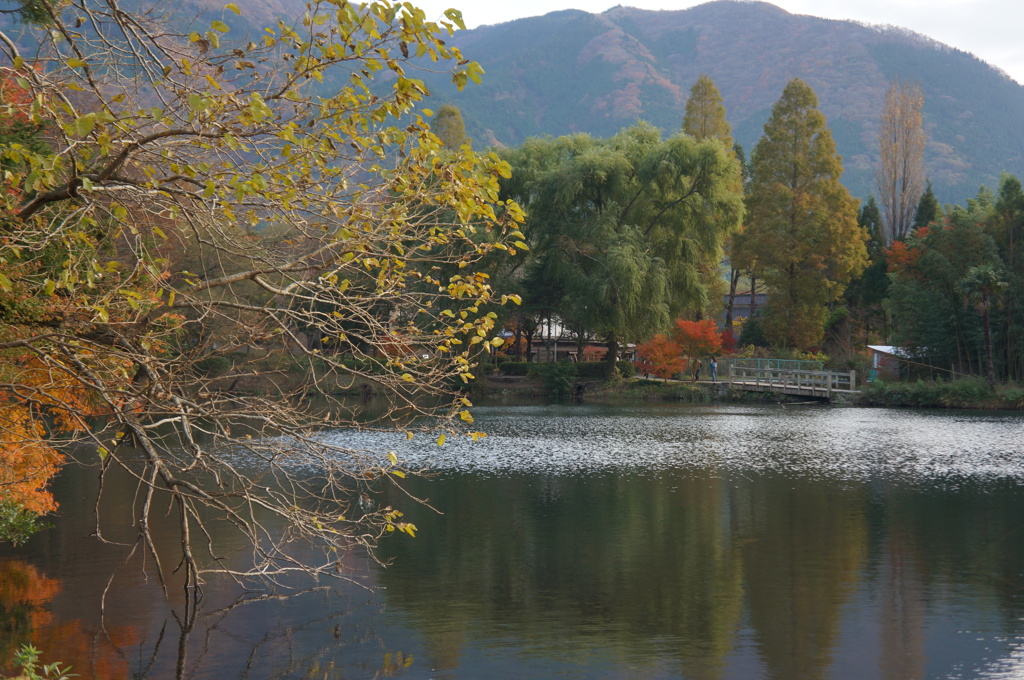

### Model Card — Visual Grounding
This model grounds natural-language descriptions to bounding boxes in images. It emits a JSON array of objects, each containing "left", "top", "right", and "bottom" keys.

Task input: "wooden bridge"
[{"left": 726, "top": 359, "right": 859, "bottom": 402}]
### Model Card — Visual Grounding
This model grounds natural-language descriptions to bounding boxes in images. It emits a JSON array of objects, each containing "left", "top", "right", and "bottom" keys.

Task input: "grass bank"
[{"left": 856, "top": 377, "right": 1024, "bottom": 410}]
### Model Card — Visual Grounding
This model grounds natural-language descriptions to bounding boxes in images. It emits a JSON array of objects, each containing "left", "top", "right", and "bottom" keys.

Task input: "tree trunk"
[
  {"left": 983, "top": 303, "right": 996, "bottom": 390},
  {"left": 725, "top": 267, "right": 740, "bottom": 328},
  {"left": 749, "top": 275, "right": 758, "bottom": 317},
  {"left": 605, "top": 334, "right": 619, "bottom": 378}
]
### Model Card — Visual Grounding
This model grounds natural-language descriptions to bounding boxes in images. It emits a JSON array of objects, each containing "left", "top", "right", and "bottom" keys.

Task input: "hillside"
[
  {"left": 404, "top": 1, "right": 1024, "bottom": 205},
  {"left": 3, "top": 0, "right": 1022, "bottom": 205}
]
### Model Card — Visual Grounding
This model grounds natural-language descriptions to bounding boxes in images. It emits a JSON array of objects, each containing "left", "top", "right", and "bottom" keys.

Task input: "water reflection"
[{"left": 2, "top": 404, "right": 1024, "bottom": 679}]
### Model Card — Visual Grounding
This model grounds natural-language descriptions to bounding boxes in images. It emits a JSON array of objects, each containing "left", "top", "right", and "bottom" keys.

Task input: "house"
[{"left": 867, "top": 345, "right": 911, "bottom": 381}]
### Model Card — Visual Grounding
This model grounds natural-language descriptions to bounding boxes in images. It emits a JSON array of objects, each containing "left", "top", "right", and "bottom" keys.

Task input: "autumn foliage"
[
  {"left": 635, "top": 334, "right": 684, "bottom": 381},
  {"left": 674, "top": 319, "right": 724, "bottom": 358}
]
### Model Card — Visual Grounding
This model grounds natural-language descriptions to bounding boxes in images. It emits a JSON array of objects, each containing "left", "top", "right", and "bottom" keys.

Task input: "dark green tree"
[
  {"left": 913, "top": 180, "right": 941, "bottom": 230},
  {"left": 958, "top": 264, "right": 1007, "bottom": 389},
  {"left": 886, "top": 190, "right": 1004, "bottom": 377},
  {"left": 844, "top": 195, "right": 889, "bottom": 345}
]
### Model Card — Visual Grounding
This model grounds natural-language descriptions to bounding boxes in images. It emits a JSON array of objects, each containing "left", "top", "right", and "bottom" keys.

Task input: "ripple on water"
[{"left": 318, "top": 405, "right": 1024, "bottom": 484}]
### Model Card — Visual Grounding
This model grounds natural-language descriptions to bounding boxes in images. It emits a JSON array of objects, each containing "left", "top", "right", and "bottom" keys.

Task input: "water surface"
[{"left": 3, "top": 403, "right": 1024, "bottom": 679}]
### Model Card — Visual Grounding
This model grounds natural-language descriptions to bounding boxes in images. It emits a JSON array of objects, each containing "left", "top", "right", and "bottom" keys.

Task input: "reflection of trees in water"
[
  {"left": 0, "top": 558, "right": 138, "bottom": 679},
  {"left": 377, "top": 473, "right": 746, "bottom": 677},
  {"left": 734, "top": 479, "right": 869, "bottom": 680},
  {"left": 0, "top": 553, "right": 409, "bottom": 680},
  {"left": 376, "top": 473, "right": 1024, "bottom": 679}
]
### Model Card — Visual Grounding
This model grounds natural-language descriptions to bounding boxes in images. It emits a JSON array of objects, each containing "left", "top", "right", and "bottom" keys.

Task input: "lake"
[{"left": 3, "top": 403, "right": 1024, "bottom": 679}]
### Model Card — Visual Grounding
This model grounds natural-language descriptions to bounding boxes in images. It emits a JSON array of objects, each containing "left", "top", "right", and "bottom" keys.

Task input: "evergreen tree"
[
  {"left": 844, "top": 196, "right": 889, "bottom": 345},
  {"left": 682, "top": 75, "right": 733, "bottom": 146},
  {"left": 682, "top": 75, "right": 744, "bottom": 323},
  {"left": 744, "top": 79, "right": 868, "bottom": 348},
  {"left": 913, "top": 180, "right": 941, "bottom": 230},
  {"left": 432, "top": 103, "right": 469, "bottom": 150}
]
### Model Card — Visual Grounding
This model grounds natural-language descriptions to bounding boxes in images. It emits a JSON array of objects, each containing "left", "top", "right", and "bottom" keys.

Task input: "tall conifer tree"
[
  {"left": 682, "top": 75, "right": 743, "bottom": 322},
  {"left": 682, "top": 75, "right": 733, "bottom": 146},
  {"left": 745, "top": 79, "right": 868, "bottom": 348}
]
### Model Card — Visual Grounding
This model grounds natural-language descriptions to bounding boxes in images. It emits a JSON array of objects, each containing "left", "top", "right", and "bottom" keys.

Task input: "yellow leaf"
[
  {"left": 225, "top": 3, "right": 240, "bottom": 14},
  {"left": 390, "top": 470, "right": 406, "bottom": 478},
  {"left": 436, "top": 434, "right": 446, "bottom": 446}
]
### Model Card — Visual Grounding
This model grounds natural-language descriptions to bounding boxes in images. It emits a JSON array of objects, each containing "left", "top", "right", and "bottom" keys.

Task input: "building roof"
[{"left": 867, "top": 345, "right": 913, "bottom": 359}]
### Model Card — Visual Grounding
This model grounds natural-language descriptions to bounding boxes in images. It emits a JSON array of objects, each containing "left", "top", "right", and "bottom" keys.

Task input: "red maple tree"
[
  {"left": 634, "top": 334, "right": 684, "bottom": 381},
  {"left": 674, "top": 319, "right": 723, "bottom": 358}
]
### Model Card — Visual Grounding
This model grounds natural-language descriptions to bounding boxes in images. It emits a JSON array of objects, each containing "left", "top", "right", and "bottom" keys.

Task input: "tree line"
[
  {"left": 476, "top": 71, "right": 1024, "bottom": 393},
  {"left": 482, "top": 75, "right": 868, "bottom": 368}
]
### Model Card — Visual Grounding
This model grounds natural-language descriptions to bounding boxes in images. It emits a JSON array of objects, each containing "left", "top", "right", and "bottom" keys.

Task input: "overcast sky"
[{"left": 415, "top": 0, "right": 1024, "bottom": 85}]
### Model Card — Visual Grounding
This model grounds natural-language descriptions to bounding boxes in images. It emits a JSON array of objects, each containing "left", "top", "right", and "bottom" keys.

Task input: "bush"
[
  {"left": 857, "top": 376, "right": 997, "bottom": 408},
  {"left": 498, "top": 361, "right": 531, "bottom": 376},
  {"left": 617, "top": 360, "right": 636, "bottom": 378},
  {"left": 574, "top": 361, "right": 612, "bottom": 379},
  {"left": 537, "top": 361, "right": 578, "bottom": 397},
  {"left": 738, "top": 317, "right": 768, "bottom": 347}
]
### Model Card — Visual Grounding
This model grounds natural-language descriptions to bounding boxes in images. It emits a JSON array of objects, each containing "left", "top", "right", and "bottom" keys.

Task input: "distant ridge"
[
  {"left": 3, "top": 0, "right": 1020, "bottom": 204},
  {"left": 409, "top": 1, "right": 1024, "bottom": 205}
]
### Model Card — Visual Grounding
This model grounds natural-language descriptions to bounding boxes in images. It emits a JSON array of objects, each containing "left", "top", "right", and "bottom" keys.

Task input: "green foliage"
[
  {"left": 857, "top": 377, "right": 1006, "bottom": 409},
  {"left": 538, "top": 361, "right": 578, "bottom": 398},
  {"left": 0, "top": 500, "right": 47, "bottom": 546},
  {"left": 499, "top": 122, "right": 744, "bottom": 359},
  {"left": 914, "top": 181, "right": 941, "bottom": 229},
  {"left": 10, "top": 645, "right": 74, "bottom": 680},
  {"left": 498, "top": 361, "right": 531, "bottom": 376},
  {"left": 885, "top": 189, "right": 1016, "bottom": 381},
  {"left": 738, "top": 318, "right": 768, "bottom": 347}
]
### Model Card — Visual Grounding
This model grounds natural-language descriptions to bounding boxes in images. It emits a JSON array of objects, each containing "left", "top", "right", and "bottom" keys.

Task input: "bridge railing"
[
  {"left": 731, "top": 358, "right": 824, "bottom": 372},
  {"left": 728, "top": 365, "right": 857, "bottom": 396}
]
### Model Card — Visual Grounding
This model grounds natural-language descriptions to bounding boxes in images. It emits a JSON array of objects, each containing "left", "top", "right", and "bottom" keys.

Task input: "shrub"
[
  {"left": 498, "top": 361, "right": 532, "bottom": 376},
  {"left": 538, "top": 361, "right": 578, "bottom": 397}
]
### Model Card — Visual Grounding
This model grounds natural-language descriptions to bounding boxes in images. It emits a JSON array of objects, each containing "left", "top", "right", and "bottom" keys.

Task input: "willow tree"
[
  {"left": 0, "top": 0, "right": 524, "bottom": 589},
  {"left": 745, "top": 79, "right": 867, "bottom": 348},
  {"left": 501, "top": 123, "right": 744, "bottom": 365},
  {"left": 876, "top": 80, "right": 927, "bottom": 245}
]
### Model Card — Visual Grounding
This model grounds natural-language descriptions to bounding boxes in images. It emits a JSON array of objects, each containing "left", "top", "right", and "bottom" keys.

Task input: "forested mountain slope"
[
  {"left": 406, "top": 1, "right": 1024, "bottom": 205},
  {"left": 4, "top": 0, "right": 1021, "bottom": 204}
]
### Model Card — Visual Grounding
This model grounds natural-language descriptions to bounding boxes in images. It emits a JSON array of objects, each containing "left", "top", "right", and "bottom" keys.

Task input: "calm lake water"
[{"left": 4, "top": 403, "right": 1024, "bottom": 679}]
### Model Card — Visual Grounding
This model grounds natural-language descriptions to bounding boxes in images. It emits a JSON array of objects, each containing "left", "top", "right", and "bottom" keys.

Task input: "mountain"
[
  {"left": 404, "top": 1, "right": 1024, "bottom": 206},
  {"left": 3, "top": 0, "right": 1021, "bottom": 205}
]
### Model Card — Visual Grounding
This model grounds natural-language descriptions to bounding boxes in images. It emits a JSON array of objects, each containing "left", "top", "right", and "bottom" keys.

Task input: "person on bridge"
[
  {"left": 710, "top": 356, "right": 718, "bottom": 382},
  {"left": 692, "top": 359, "right": 702, "bottom": 382}
]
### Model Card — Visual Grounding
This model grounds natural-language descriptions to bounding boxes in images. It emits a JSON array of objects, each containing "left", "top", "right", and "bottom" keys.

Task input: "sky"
[{"left": 414, "top": 0, "right": 1024, "bottom": 85}]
